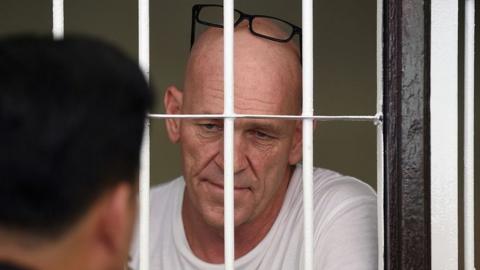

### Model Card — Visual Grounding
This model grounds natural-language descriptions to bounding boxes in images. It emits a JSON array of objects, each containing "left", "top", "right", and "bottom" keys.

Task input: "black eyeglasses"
[{"left": 190, "top": 4, "right": 302, "bottom": 58}]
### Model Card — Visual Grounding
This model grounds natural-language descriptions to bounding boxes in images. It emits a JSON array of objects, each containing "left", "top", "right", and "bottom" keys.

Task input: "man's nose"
[{"left": 214, "top": 135, "right": 248, "bottom": 174}]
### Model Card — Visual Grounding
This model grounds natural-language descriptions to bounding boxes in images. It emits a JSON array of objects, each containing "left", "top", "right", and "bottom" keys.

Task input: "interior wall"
[
  {"left": 148, "top": 0, "right": 378, "bottom": 188},
  {"left": 0, "top": 0, "right": 378, "bottom": 189}
]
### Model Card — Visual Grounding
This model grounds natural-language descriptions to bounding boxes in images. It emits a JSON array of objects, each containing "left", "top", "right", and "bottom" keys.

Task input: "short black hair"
[{"left": 0, "top": 36, "right": 153, "bottom": 238}]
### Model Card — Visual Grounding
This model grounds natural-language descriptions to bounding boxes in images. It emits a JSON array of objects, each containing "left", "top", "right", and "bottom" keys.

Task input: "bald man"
[{"left": 129, "top": 14, "right": 377, "bottom": 270}]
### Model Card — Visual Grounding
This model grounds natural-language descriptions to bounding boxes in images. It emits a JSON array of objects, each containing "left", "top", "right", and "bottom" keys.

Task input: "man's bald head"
[{"left": 183, "top": 21, "right": 302, "bottom": 114}]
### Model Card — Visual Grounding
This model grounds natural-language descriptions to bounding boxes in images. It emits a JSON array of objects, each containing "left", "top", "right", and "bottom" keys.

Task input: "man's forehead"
[
  {"left": 189, "top": 23, "right": 300, "bottom": 63},
  {"left": 183, "top": 23, "right": 301, "bottom": 114},
  {"left": 184, "top": 85, "right": 298, "bottom": 116}
]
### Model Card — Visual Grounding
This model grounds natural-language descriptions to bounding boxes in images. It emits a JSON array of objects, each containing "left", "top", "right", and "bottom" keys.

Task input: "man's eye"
[
  {"left": 254, "top": 131, "right": 272, "bottom": 140},
  {"left": 200, "top": 123, "right": 223, "bottom": 132}
]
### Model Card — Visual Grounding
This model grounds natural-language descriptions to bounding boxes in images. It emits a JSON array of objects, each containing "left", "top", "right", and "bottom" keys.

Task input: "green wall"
[{"left": 0, "top": 0, "right": 378, "bottom": 189}]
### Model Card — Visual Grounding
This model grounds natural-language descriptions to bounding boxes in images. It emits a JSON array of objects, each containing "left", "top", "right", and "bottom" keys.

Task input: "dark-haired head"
[{"left": 0, "top": 35, "right": 152, "bottom": 270}]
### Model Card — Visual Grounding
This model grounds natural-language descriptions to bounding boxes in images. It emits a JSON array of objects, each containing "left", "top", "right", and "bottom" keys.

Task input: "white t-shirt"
[{"left": 129, "top": 165, "right": 377, "bottom": 270}]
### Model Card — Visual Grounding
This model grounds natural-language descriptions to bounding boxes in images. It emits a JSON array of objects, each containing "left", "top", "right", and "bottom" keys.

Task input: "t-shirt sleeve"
[{"left": 314, "top": 178, "right": 378, "bottom": 270}]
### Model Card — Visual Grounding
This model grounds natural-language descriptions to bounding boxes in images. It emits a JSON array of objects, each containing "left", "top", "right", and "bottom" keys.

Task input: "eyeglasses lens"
[
  {"left": 251, "top": 17, "right": 294, "bottom": 41},
  {"left": 198, "top": 6, "right": 242, "bottom": 27}
]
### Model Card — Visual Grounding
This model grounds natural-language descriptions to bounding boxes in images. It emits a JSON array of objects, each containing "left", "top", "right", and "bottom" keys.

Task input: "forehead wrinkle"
[
  {"left": 234, "top": 97, "right": 277, "bottom": 114},
  {"left": 184, "top": 21, "right": 302, "bottom": 114},
  {"left": 236, "top": 119, "right": 293, "bottom": 136},
  {"left": 187, "top": 21, "right": 300, "bottom": 83},
  {"left": 235, "top": 96, "right": 276, "bottom": 106}
]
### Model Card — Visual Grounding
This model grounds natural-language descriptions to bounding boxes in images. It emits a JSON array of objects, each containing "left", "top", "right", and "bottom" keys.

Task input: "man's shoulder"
[
  {"left": 288, "top": 165, "right": 376, "bottom": 209},
  {"left": 129, "top": 177, "right": 185, "bottom": 269},
  {"left": 311, "top": 167, "right": 376, "bottom": 200},
  {"left": 307, "top": 167, "right": 377, "bottom": 225},
  {"left": 150, "top": 176, "right": 184, "bottom": 204}
]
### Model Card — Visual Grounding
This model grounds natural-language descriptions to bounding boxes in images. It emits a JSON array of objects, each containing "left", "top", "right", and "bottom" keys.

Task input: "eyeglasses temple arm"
[
  {"left": 190, "top": 8, "right": 196, "bottom": 49},
  {"left": 299, "top": 33, "right": 303, "bottom": 65}
]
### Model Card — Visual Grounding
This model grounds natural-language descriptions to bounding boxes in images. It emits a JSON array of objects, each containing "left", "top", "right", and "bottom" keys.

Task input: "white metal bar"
[
  {"left": 138, "top": 0, "right": 150, "bottom": 270},
  {"left": 138, "top": 121, "right": 150, "bottom": 270},
  {"left": 148, "top": 113, "right": 379, "bottom": 122},
  {"left": 52, "top": 0, "right": 64, "bottom": 39},
  {"left": 139, "top": 0, "right": 150, "bottom": 79},
  {"left": 375, "top": 120, "right": 384, "bottom": 270},
  {"left": 302, "top": 0, "right": 314, "bottom": 268},
  {"left": 223, "top": 0, "right": 235, "bottom": 269},
  {"left": 375, "top": 0, "right": 384, "bottom": 266},
  {"left": 431, "top": 0, "right": 458, "bottom": 269},
  {"left": 464, "top": 0, "right": 475, "bottom": 269}
]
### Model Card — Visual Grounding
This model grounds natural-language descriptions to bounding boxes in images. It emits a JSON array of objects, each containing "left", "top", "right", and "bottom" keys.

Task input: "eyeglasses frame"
[{"left": 190, "top": 4, "right": 302, "bottom": 58}]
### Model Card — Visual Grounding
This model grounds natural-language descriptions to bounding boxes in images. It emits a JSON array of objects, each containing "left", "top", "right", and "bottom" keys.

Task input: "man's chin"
[
  {"left": 201, "top": 209, "right": 254, "bottom": 231},
  {"left": 202, "top": 214, "right": 226, "bottom": 230}
]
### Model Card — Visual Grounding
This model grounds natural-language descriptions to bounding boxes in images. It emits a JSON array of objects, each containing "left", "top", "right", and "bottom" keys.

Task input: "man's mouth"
[{"left": 204, "top": 180, "right": 250, "bottom": 192}]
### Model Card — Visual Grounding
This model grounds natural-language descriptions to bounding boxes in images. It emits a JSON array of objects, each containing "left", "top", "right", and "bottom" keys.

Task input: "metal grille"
[
  {"left": 49, "top": 0, "right": 476, "bottom": 269},
  {"left": 51, "top": 0, "right": 383, "bottom": 269}
]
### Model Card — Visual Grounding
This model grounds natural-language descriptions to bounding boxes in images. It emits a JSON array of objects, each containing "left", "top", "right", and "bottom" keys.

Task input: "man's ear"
[
  {"left": 94, "top": 183, "right": 136, "bottom": 270},
  {"left": 288, "top": 120, "right": 303, "bottom": 165},
  {"left": 164, "top": 85, "right": 183, "bottom": 143}
]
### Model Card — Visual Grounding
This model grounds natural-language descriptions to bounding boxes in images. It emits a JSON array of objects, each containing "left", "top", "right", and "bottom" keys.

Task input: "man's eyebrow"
[
  {"left": 196, "top": 110, "right": 223, "bottom": 115},
  {"left": 194, "top": 118, "right": 223, "bottom": 122},
  {"left": 243, "top": 120, "right": 286, "bottom": 134}
]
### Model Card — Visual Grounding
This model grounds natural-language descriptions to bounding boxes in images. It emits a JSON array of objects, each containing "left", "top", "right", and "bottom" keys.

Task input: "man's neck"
[
  {"left": 0, "top": 229, "right": 93, "bottom": 270},
  {"left": 0, "top": 261, "right": 33, "bottom": 270},
  {"left": 182, "top": 166, "right": 294, "bottom": 264},
  {"left": 0, "top": 241, "right": 71, "bottom": 270}
]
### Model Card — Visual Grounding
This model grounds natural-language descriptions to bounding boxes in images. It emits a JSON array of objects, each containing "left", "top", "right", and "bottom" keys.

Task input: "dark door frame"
[{"left": 383, "top": 0, "right": 431, "bottom": 269}]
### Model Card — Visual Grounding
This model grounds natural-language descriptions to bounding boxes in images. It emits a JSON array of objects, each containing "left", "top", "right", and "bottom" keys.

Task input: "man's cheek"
[{"left": 249, "top": 148, "right": 283, "bottom": 170}]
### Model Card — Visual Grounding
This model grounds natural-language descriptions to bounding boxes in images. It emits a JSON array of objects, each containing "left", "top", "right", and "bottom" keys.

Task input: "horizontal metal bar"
[{"left": 148, "top": 113, "right": 382, "bottom": 123}]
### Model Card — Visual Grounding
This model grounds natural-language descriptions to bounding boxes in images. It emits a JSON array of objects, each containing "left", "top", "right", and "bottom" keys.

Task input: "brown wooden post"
[{"left": 383, "top": 0, "right": 431, "bottom": 269}]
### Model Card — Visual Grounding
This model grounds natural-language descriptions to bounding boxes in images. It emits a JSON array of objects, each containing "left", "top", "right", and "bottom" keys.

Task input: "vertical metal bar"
[
  {"left": 138, "top": 0, "right": 150, "bottom": 270},
  {"left": 223, "top": 0, "right": 235, "bottom": 269},
  {"left": 464, "top": 0, "right": 475, "bottom": 269},
  {"left": 138, "top": 123, "right": 150, "bottom": 270},
  {"left": 431, "top": 0, "right": 458, "bottom": 268},
  {"left": 302, "top": 0, "right": 314, "bottom": 269},
  {"left": 376, "top": 120, "right": 384, "bottom": 270},
  {"left": 52, "top": 0, "right": 63, "bottom": 39},
  {"left": 376, "top": 0, "right": 384, "bottom": 267}
]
